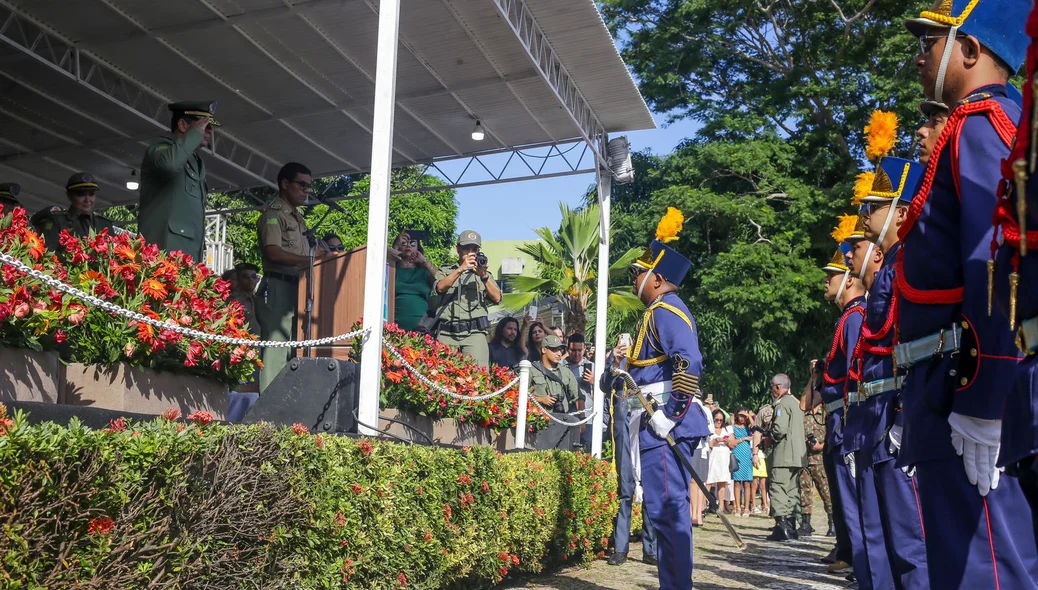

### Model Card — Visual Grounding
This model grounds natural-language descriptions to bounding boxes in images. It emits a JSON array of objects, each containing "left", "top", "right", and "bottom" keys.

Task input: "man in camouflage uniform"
[
  {"left": 433, "top": 230, "right": 502, "bottom": 366},
  {"left": 529, "top": 334, "right": 580, "bottom": 413},
  {"left": 798, "top": 404, "right": 833, "bottom": 536}
]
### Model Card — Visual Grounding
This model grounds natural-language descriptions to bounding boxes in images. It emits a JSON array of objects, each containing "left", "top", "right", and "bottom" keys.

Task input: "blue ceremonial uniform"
[{"left": 896, "top": 83, "right": 1038, "bottom": 588}]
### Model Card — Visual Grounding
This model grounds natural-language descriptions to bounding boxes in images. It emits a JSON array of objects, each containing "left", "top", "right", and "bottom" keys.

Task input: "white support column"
[
  {"left": 515, "top": 360, "right": 531, "bottom": 450},
  {"left": 357, "top": 0, "right": 402, "bottom": 436},
  {"left": 591, "top": 154, "right": 611, "bottom": 458}
]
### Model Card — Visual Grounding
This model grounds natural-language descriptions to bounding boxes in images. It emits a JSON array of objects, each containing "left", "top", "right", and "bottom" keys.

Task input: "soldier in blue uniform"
[
  {"left": 843, "top": 216, "right": 892, "bottom": 589},
  {"left": 620, "top": 208, "right": 710, "bottom": 590},
  {"left": 855, "top": 157, "right": 929, "bottom": 589},
  {"left": 992, "top": 1, "right": 1038, "bottom": 552},
  {"left": 899, "top": 2, "right": 1038, "bottom": 587}
]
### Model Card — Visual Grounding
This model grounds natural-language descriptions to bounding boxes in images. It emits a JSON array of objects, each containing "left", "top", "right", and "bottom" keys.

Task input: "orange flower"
[
  {"left": 141, "top": 278, "right": 167, "bottom": 299},
  {"left": 114, "top": 242, "right": 137, "bottom": 262},
  {"left": 21, "top": 231, "right": 44, "bottom": 260}
]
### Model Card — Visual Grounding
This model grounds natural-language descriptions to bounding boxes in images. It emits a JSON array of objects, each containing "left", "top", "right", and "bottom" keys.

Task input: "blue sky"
[{"left": 449, "top": 115, "right": 702, "bottom": 241}]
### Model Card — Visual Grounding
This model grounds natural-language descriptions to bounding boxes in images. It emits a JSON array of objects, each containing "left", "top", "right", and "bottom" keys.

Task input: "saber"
[{"left": 610, "top": 369, "right": 745, "bottom": 548}]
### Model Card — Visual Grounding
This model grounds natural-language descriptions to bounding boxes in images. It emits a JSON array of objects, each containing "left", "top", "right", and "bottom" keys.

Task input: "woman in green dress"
[{"left": 390, "top": 231, "right": 436, "bottom": 332}]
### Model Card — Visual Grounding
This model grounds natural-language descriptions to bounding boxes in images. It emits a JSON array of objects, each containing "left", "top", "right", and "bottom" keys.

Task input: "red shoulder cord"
[
  {"left": 823, "top": 304, "right": 865, "bottom": 385},
  {"left": 896, "top": 99, "right": 1018, "bottom": 305},
  {"left": 858, "top": 292, "right": 899, "bottom": 357}
]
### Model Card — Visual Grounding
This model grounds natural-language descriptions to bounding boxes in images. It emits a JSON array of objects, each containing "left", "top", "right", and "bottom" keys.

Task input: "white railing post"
[
  {"left": 591, "top": 152, "right": 611, "bottom": 458},
  {"left": 515, "top": 359, "right": 531, "bottom": 450}
]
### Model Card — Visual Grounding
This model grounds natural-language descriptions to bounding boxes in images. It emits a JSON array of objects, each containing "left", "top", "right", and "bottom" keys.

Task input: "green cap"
[
  {"left": 542, "top": 334, "right": 565, "bottom": 349},
  {"left": 0, "top": 182, "right": 20, "bottom": 200},
  {"left": 66, "top": 172, "right": 99, "bottom": 192},
  {"left": 169, "top": 100, "right": 220, "bottom": 126},
  {"left": 457, "top": 229, "right": 481, "bottom": 246}
]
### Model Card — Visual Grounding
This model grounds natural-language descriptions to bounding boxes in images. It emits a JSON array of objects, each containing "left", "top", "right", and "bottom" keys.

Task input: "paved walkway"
[{"left": 501, "top": 510, "right": 855, "bottom": 589}]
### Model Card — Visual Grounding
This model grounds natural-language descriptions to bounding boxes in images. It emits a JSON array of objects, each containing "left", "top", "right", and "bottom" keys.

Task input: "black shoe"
[
  {"left": 797, "top": 516, "right": 813, "bottom": 537},
  {"left": 787, "top": 516, "right": 800, "bottom": 540},
  {"left": 766, "top": 517, "right": 789, "bottom": 541},
  {"left": 826, "top": 514, "right": 836, "bottom": 537},
  {"left": 607, "top": 552, "right": 627, "bottom": 566},
  {"left": 820, "top": 546, "right": 838, "bottom": 564},
  {"left": 643, "top": 554, "right": 658, "bottom": 566}
]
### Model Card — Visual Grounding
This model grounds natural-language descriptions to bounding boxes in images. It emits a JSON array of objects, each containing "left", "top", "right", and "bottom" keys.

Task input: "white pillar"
[
  {"left": 591, "top": 156, "right": 611, "bottom": 458},
  {"left": 515, "top": 360, "right": 531, "bottom": 450},
  {"left": 357, "top": 0, "right": 401, "bottom": 436}
]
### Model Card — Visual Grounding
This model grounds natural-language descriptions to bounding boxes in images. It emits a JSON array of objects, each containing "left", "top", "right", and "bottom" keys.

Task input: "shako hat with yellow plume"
[
  {"left": 860, "top": 157, "right": 924, "bottom": 207},
  {"left": 823, "top": 243, "right": 853, "bottom": 274},
  {"left": 905, "top": 0, "right": 1029, "bottom": 74},
  {"left": 632, "top": 207, "right": 692, "bottom": 287},
  {"left": 823, "top": 215, "right": 856, "bottom": 273}
]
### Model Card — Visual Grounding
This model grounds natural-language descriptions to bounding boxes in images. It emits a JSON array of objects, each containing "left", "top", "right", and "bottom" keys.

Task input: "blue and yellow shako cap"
[
  {"left": 822, "top": 243, "right": 852, "bottom": 274},
  {"left": 0, "top": 182, "right": 20, "bottom": 199},
  {"left": 860, "top": 157, "right": 923, "bottom": 206},
  {"left": 844, "top": 214, "right": 868, "bottom": 243},
  {"left": 66, "top": 172, "right": 99, "bottom": 193},
  {"left": 632, "top": 207, "right": 692, "bottom": 286},
  {"left": 905, "top": 0, "right": 1030, "bottom": 72},
  {"left": 169, "top": 100, "right": 220, "bottom": 127}
]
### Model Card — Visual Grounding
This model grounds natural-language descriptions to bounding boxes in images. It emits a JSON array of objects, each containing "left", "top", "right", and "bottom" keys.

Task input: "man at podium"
[
  {"left": 256, "top": 162, "right": 331, "bottom": 391},
  {"left": 433, "top": 230, "right": 502, "bottom": 366}
]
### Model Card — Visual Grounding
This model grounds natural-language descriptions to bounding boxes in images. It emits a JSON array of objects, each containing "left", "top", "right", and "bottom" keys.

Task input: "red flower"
[
  {"left": 87, "top": 516, "right": 115, "bottom": 536},
  {"left": 314, "top": 435, "right": 325, "bottom": 449},
  {"left": 292, "top": 423, "right": 309, "bottom": 436},
  {"left": 161, "top": 408, "right": 181, "bottom": 421},
  {"left": 351, "top": 484, "right": 364, "bottom": 495},
  {"left": 53, "top": 330, "right": 67, "bottom": 344},
  {"left": 397, "top": 573, "right": 408, "bottom": 588},
  {"left": 457, "top": 473, "right": 472, "bottom": 485},
  {"left": 423, "top": 530, "right": 433, "bottom": 542},
  {"left": 22, "top": 231, "right": 44, "bottom": 260},
  {"left": 0, "top": 416, "right": 13, "bottom": 436},
  {"left": 443, "top": 504, "right": 452, "bottom": 521},
  {"left": 12, "top": 302, "right": 29, "bottom": 318},
  {"left": 106, "top": 417, "right": 127, "bottom": 433},
  {"left": 187, "top": 411, "right": 213, "bottom": 426},
  {"left": 334, "top": 511, "right": 346, "bottom": 527},
  {"left": 141, "top": 278, "right": 167, "bottom": 300},
  {"left": 357, "top": 440, "right": 373, "bottom": 457},
  {"left": 66, "top": 303, "right": 88, "bottom": 325}
]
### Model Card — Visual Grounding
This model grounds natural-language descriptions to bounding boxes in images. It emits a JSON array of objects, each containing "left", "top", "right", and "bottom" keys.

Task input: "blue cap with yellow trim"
[
  {"left": 905, "top": 0, "right": 1030, "bottom": 72},
  {"left": 632, "top": 207, "right": 692, "bottom": 286},
  {"left": 860, "top": 157, "right": 924, "bottom": 206}
]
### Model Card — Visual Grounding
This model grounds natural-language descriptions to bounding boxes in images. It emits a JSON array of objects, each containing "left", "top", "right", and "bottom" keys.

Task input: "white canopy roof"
[{"left": 0, "top": 0, "right": 654, "bottom": 212}]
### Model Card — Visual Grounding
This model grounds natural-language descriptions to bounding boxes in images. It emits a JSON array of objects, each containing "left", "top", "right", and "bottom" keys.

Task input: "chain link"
[
  {"left": 383, "top": 341, "right": 518, "bottom": 401},
  {"left": 0, "top": 252, "right": 369, "bottom": 348},
  {"left": 528, "top": 393, "right": 599, "bottom": 427}
]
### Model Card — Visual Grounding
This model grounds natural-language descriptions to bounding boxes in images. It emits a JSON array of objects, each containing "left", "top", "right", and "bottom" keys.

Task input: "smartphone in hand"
[{"left": 619, "top": 333, "right": 633, "bottom": 348}]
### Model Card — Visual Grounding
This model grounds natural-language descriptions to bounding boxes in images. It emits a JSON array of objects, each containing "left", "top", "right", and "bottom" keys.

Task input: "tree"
[{"left": 501, "top": 202, "right": 644, "bottom": 336}]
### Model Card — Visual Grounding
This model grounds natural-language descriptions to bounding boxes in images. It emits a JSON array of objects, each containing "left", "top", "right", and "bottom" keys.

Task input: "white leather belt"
[
  {"left": 628, "top": 380, "right": 670, "bottom": 411},
  {"left": 825, "top": 398, "right": 846, "bottom": 413},
  {"left": 1020, "top": 316, "right": 1038, "bottom": 355},
  {"left": 858, "top": 376, "right": 903, "bottom": 398},
  {"left": 894, "top": 324, "right": 961, "bottom": 369}
]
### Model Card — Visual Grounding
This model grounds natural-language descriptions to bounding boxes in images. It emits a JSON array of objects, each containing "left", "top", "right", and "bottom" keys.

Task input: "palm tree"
[{"left": 501, "top": 202, "right": 645, "bottom": 335}]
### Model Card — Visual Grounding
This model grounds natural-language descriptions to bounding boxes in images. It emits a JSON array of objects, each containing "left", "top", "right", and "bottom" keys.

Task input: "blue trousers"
[
  {"left": 860, "top": 455, "right": 928, "bottom": 589},
  {"left": 915, "top": 457, "right": 1038, "bottom": 589},
  {"left": 833, "top": 450, "right": 873, "bottom": 587},
  {"left": 855, "top": 454, "right": 895, "bottom": 590},
  {"left": 226, "top": 391, "right": 259, "bottom": 422},
  {"left": 642, "top": 438, "right": 701, "bottom": 590},
  {"left": 611, "top": 396, "right": 657, "bottom": 556},
  {"left": 823, "top": 448, "right": 853, "bottom": 563}
]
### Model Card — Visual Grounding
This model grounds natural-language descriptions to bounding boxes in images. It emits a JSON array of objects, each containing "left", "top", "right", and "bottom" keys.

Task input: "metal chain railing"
[
  {"left": 0, "top": 251, "right": 369, "bottom": 348},
  {"left": 383, "top": 341, "right": 518, "bottom": 401},
  {"left": 528, "top": 393, "right": 599, "bottom": 426}
]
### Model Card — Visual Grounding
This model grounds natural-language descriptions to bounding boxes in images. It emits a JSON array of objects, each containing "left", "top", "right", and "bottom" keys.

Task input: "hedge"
[{"left": 0, "top": 404, "right": 618, "bottom": 589}]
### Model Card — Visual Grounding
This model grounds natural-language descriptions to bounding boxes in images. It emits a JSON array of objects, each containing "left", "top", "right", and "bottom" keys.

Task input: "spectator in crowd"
[
  {"left": 549, "top": 325, "right": 565, "bottom": 343},
  {"left": 731, "top": 408, "right": 755, "bottom": 517},
  {"left": 434, "top": 230, "right": 500, "bottom": 366},
  {"left": 799, "top": 403, "right": 833, "bottom": 537},
  {"left": 0, "top": 182, "right": 21, "bottom": 210},
  {"left": 390, "top": 230, "right": 435, "bottom": 332},
  {"left": 765, "top": 373, "right": 807, "bottom": 541},
  {"left": 32, "top": 173, "right": 115, "bottom": 255},
  {"left": 585, "top": 342, "right": 595, "bottom": 362},
  {"left": 529, "top": 334, "right": 579, "bottom": 413},
  {"left": 752, "top": 436, "right": 770, "bottom": 515},
  {"left": 256, "top": 162, "right": 330, "bottom": 391},
  {"left": 562, "top": 333, "right": 602, "bottom": 450},
  {"left": 221, "top": 268, "right": 239, "bottom": 292},
  {"left": 233, "top": 263, "right": 262, "bottom": 337},
  {"left": 323, "top": 233, "right": 345, "bottom": 252},
  {"left": 488, "top": 317, "right": 523, "bottom": 370},
  {"left": 138, "top": 101, "right": 218, "bottom": 262},
  {"left": 521, "top": 320, "right": 547, "bottom": 361},
  {"left": 706, "top": 409, "right": 734, "bottom": 513}
]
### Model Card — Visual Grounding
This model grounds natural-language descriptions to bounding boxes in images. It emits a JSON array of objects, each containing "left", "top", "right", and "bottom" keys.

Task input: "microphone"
[{"left": 311, "top": 193, "right": 348, "bottom": 215}]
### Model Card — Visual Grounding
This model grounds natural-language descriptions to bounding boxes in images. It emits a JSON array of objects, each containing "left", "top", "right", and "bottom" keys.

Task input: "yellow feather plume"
[
  {"left": 655, "top": 207, "right": 684, "bottom": 243},
  {"left": 853, "top": 171, "right": 875, "bottom": 205},
  {"left": 831, "top": 215, "right": 857, "bottom": 244},
  {"left": 864, "top": 110, "right": 899, "bottom": 161}
]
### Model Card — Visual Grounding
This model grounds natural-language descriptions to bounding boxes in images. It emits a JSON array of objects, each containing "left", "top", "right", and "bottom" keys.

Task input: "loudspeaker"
[
  {"left": 243, "top": 357, "right": 359, "bottom": 434},
  {"left": 2, "top": 400, "right": 161, "bottom": 429}
]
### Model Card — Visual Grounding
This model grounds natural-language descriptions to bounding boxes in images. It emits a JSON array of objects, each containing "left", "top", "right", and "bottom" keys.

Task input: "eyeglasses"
[
  {"left": 328, "top": 245, "right": 345, "bottom": 252},
  {"left": 714, "top": 418, "right": 724, "bottom": 423},
  {"left": 241, "top": 273, "right": 260, "bottom": 280},
  {"left": 861, "top": 202, "right": 890, "bottom": 216},
  {"left": 291, "top": 179, "right": 312, "bottom": 191},
  {"left": 918, "top": 33, "right": 967, "bottom": 56},
  {"left": 399, "top": 240, "right": 418, "bottom": 248}
]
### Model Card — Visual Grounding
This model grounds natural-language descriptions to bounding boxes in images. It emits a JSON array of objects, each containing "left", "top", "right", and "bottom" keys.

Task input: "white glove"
[
  {"left": 635, "top": 482, "right": 644, "bottom": 504},
  {"left": 888, "top": 424, "right": 903, "bottom": 455},
  {"left": 949, "top": 412, "right": 1003, "bottom": 496},
  {"left": 844, "top": 452, "right": 856, "bottom": 479},
  {"left": 649, "top": 411, "right": 677, "bottom": 439}
]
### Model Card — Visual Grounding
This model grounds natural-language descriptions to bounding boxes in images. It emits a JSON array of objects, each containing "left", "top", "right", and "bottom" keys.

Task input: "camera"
[
  {"left": 476, "top": 251, "right": 488, "bottom": 268},
  {"left": 806, "top": 433, "right": 819, "bottom": 447}
]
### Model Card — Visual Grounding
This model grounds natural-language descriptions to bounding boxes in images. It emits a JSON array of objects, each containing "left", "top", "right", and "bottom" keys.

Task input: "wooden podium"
[{"left": 296, "top": 245, "right": 395, "bottom": 360}]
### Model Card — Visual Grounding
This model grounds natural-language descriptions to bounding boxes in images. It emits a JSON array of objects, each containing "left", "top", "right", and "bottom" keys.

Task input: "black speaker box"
[{"left": 243, "top": 357, "right": 359, "bottom": 434}]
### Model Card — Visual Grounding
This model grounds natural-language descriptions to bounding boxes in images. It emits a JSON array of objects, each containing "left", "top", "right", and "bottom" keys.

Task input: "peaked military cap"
[
  {"left": 919, "top": 100, "right": 949, "bottom": 118},
  {"left": 844, "top": 215, "right": 869, "bottom": 243},
  {"left": 822, "top": 243, "right": 853, "bottom": 274},
  {"left": 542, "top": 334, "right": 566, "bottom": 350},
  {"left": 860, "top": 157, "right": 924, "bottom": 206},
  {"left": 0, "top": 182, "right": 20, "bottom": 200},
  {"left": 169, "top": 100, "right": 221, "bottom": 127},
  {"left": 66, "top": 172, "right": 99, "bottom": 192},
  {"left": 905, "top": 0, "right": 1030, "bottom": 72}
]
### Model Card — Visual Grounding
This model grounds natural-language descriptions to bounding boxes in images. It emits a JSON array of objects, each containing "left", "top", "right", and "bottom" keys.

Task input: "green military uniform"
[
  {"left": 256, "top": 196, "right": 309, "bottom": 391},
  {"left": 137, "top": 101, "right": 219, "bottom": 262},
  {"left": 799, "top": 408, "right": 832, "bottom": 518},
  {"left": 766, "top": 392, "right": 807, "bottom": 520},
  {"left": 233, "top": 291, "right": 262, "bottom": 337},
  {"left": 0, "top": 182, "right": 21, "bottom": 212},
  {"left": 31, "top": 173, "right": 115, "bottom": 253},
  {"left": 529, "top": 335, "right": 580, "bottom": 413},
  {"left": 434, "top": 230, "right": 492, "bottom": 366}
]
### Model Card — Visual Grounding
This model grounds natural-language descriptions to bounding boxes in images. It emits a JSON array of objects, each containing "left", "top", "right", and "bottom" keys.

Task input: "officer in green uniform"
[
  {"left": 798, "top": 404, "right": 833, "bottom": 537},
  {"left": 0, "top": 182, "right": 21, "bottom": 212},
  {"left": 529, "top": 334, "right": 580, "bottom": 413},
  {"left": 137, "top": 101, "right": 218, "bottom": 262},
  {"left": 764, "top": 373, "right": 807, "bottom": 541},
  {"left": 433, "top": 230, "right": 501, "bottom": 367},
  {"left": 31, "top": 173, "right": 115, "bottom": 253},
  {"left": 256, "top": 162, "right": 329, "bottom": 392}
]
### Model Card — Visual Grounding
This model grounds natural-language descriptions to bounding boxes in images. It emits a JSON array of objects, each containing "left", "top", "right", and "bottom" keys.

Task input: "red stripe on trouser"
[
  {"left": 983, "top": 497, "right": 1001, "bottom": 590},
  {"left": 911, "top": 476, "right": 925, "bottom": 540}
]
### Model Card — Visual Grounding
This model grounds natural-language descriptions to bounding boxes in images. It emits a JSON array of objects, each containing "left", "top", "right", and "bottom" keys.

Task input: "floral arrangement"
[
  {"left": 0, "top": 206, "right": 259, "bottom": 385},
  {"left": 361, "top": 322, "right": 551, "bottom": 432}
]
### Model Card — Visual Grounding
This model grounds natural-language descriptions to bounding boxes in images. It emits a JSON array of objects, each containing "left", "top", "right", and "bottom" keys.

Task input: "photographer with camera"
[{"left": 433, "top": 230, "right": 501, "bottom": 366}]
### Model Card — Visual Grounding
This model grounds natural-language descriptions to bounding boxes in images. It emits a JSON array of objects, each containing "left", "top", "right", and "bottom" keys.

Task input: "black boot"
[
  {"left": 787, "top": 516, "right": 799, "bottom": 540},
  {"left": 797, "top": 514, "right": 814, "bottom": 537},
  {"left": 820, "top": 546, "right": 838, "bottom": 564},
  {"left": 607, "top": 552, "right": 627, "bottom": 566},
  {"left": 766, "top": 517, "right": 789, "bottom": 541},
  {"left": 826, "top": 514, "right": 836, "bottom": 537}
]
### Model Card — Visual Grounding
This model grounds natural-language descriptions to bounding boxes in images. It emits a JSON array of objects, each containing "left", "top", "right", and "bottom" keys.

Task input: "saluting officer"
[
  {"left": 898, "top": 3, "right": 1037, "bottom": 588},
  {"left": 529, "top": 334, "right": 580, "bottom": 413},
  {"left": 31, "top": 173, "right": 115, "bottom": 253},
  {"left": 0, "top": 182, "right": 21, "bottom": 211},
  {"left": 256, "top": 162, "right": 326, "bottom": 392},
  {"left": 433, "top": 230, "right": 502, "bottom": 366},
  {"left": 138, "top": 101, "right": 218, "bottom": 262}
]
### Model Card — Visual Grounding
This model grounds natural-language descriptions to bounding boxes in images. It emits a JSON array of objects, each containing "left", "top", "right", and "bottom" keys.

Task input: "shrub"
[{"left": 0, "top": 404, "right": 616, "bottom": 589}]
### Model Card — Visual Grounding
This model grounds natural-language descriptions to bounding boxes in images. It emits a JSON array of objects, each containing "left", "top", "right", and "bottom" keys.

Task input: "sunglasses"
[
  {"left": 328, "top": 245, "right": 345, "bottom": 252},
  {"left": 241, "top": 273, "right": 260, "bottom": 280},
  {"left": 918, "top": 33, "right": 968, "bottom": 56}
]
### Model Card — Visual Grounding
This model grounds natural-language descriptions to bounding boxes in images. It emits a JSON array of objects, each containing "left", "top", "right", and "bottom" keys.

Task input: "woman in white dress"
[{"left": 705, "top": 408, "right": 734, "bottom": 514}]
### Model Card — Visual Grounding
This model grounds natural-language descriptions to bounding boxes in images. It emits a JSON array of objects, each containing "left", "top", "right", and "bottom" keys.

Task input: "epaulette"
[
  {"left": 958, "top": 92, "right": 993, "bottom": 106},
  {"left": 267, "top": 200, "right": 283, "bottom": 210}
]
